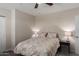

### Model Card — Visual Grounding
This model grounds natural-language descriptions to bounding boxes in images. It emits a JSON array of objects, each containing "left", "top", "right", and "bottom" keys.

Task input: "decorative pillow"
[
  {"left": 56, "top": 33, "right": 59, "bottom": 38},
  {"left": 47, "top": 32, "right": 57, "bottom": 38},
  {"left": 45, "top": 33, "right": 48, "bottom": 37},
  {"left": 38, "top": 32, "right": 46, "bottom": 38}
]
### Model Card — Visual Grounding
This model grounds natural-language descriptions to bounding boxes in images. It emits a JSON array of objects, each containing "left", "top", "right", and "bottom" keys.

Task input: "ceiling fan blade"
[
  {"left": 35, "top": 3, "right": 39, "bottom": 8},
  {"left": 46, "top": 3, "right": 53, "bottom": 6}
]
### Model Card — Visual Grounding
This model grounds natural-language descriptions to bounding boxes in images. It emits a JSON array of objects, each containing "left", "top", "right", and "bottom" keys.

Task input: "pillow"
[
  {"left": 47, "top": 32, "right": 57, "bottom": 38},
  {"left": 38, "top": 32, "right": 46, "bottom": 38},
  {"left": 56, "top": 33, "right": 59, "bottom": 38},
  {"left": 45, "top": 33, "right": 48, "bottom": 37}
]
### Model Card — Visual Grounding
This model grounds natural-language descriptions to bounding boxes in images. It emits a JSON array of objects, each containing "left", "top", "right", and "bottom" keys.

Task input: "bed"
[{"left": 14, "top": 32, "right": 60, "bottom": 56}]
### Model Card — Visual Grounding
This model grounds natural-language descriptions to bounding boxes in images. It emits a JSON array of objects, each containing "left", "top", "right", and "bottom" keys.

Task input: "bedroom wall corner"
[{"left": 15, "top": 9, "right": 35, "bottom": 45}]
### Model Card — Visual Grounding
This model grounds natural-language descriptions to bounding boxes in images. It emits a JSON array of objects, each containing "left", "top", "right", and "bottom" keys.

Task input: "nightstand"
[{"left": 59, "top": 41, "right": 70, "bottom": 54}]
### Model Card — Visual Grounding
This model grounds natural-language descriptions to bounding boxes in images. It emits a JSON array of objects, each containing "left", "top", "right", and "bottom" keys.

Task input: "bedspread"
[{"left": 14, "top": 37, "right": 60, "bottom": 56}]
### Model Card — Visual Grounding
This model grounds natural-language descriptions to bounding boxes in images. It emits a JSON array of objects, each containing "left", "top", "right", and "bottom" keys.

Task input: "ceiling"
[{"left": 0, "top": 3, "right": 79, "bottom": 16}]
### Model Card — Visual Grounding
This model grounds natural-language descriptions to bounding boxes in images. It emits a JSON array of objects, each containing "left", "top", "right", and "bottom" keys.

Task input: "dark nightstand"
[{"left": 58, "top": 41, "right": 70, "bottom": 54}]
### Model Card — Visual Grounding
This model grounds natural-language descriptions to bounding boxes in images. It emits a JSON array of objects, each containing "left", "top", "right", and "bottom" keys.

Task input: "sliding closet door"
[{"left": 0, "top": 17, "right": 6, "bottom": 52}]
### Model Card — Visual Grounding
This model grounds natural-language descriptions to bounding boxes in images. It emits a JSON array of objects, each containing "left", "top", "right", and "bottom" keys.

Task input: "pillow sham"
[
  {"left": 47, "top": 32, "right": 57, "bottom": 38},
  {"left": 38, "top": 32, "right": 46, "bottom": 38}
]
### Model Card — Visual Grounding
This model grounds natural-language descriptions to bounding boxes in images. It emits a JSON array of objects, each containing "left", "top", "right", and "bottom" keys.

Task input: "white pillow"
[
  {"left": 38, "top": 32, "right": 46, "bottom": 38},
  {"left": 47, "top": 32, "right": 57, "bottom": 38}
]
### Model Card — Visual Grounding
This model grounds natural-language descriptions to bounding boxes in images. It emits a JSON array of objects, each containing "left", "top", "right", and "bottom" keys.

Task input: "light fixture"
[
  {"left": 32, "top": 28, "right": 40, "bottom": 37},
  {"left": 32, "top": 28, "right": 40, "bottom": 33},
  {"left": 64, "top": 31, "right": 72, "bottom": 42},
  {"left": 65, "top": 31, "right": 71, "bottom": 36}
]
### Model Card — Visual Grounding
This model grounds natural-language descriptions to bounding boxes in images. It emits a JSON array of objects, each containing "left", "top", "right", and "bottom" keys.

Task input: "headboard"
[{"left": 38, "top": 32, "right": 59, "bottom": 38}]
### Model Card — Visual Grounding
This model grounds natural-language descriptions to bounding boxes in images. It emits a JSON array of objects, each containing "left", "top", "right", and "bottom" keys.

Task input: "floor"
[
  {"left": 0, "top": 50, "right": 78, "bottom": 56},
  {"left": 56, "top": 45, "right": 79, "bottom": 56},
  {"left": 0, "top": 46, "right": 79, "bottom": 56},
  {"left": 56, "top": 51, "right": 79, "bottom": 56},
  {"left": 0, "top": 50, "right": 24, "bottom": 56}
]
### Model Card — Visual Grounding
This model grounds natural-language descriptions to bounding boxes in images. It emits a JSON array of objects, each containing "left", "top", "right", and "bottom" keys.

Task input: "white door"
[
  {"left": 0, "top": 17, "right": 6, "bottom": 52},
  {"left": 75, "top": 16, "right": 79, "bottom": 54}
]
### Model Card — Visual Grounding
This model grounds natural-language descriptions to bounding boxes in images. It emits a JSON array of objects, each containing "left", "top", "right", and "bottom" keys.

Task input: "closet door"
[
  {"left": 75, "top": 16, "right": 79, "bottom": 54},
  {"left": 0, "top": 17, "right": 6, "bottom": 52}
]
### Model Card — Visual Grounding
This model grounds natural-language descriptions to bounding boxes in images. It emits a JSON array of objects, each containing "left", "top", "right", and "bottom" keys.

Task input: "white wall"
[
  {"left": 35, "top": 7, "right": 79, "bottom": 52},
  {"left": 35, "top": 8, "right": 79, "bottom": 32},
  {"left": 35, "top": 8, "right": 77, "bottom": 40},
  {"left": 15, "top": 10, "right": 35, "bottom": 45}
]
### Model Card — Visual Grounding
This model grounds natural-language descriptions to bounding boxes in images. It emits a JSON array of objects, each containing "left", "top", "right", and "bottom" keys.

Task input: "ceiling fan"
[{"left": 34, "top": 3, "right": 54, "bottom": 9}]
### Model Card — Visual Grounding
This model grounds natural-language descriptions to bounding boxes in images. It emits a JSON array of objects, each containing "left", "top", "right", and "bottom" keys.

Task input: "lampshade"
[
  {"left": 32, "top": 28, "right": 40, "bottom": 33},
  {"left": 65, "top": 31, "right": 71, "bottom": 36}
]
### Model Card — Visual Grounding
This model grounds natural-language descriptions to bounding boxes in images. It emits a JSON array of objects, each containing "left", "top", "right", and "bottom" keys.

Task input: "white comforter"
[{"left": 14, "top": 37, "right": 60, "bottom": 56}]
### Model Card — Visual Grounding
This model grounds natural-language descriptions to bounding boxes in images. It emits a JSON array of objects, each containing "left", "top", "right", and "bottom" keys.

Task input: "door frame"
[{"left": 3, "top": 17, "right": 6, "bottom": 51}]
